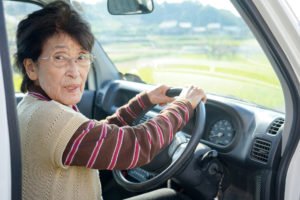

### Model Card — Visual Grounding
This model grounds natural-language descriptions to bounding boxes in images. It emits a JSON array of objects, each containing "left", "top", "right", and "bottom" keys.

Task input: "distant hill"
[
  {"left": 4, "top": 0, "right": 251, "bottom": 58},
  {"left": 77, "top": 1, "right": 250, "bottom": 38}
]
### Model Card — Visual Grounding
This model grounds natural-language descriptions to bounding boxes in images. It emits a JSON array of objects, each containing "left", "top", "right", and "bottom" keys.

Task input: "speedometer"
[{"left": 208, "top": 119, "right": 235, "bottom": 146}]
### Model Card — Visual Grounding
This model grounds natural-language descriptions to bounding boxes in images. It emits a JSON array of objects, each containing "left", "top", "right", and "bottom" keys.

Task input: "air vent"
[
  {"left": 267, "top": 118, "right": 284, "bottom": 135},
  {"left": 251, "top": 139, "right": 271, "bottom": 164}
]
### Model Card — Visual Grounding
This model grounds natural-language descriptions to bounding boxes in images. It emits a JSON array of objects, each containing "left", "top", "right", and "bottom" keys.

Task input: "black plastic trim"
[
  {"left": 77, "top": 90, "right": 96, "bottom": 119},
  {"left": 0, "top": 1, "right": 22, "bottom": 199},
  {"left": 200, "top": 100, "right": 244, "bottom": 152}
]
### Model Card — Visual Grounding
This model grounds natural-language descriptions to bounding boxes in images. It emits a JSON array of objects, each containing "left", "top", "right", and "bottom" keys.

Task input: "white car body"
[
  {"left": 0, "top": 58, "right": 12, "bottom": 200},
  {"left": 0, "top": 0, "right": 300, "bottom": 199},
  {"left": 252, "top": 1, "right": 300, "bottom": 199}
]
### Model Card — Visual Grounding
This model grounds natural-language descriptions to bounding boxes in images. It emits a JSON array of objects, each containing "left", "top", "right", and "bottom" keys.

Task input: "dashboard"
[{"left": 96, "top": 80, "right": 286, "bottom": 199}]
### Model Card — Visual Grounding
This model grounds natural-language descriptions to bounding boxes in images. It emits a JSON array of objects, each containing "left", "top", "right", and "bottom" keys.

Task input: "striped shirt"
[{"left": 28, "top": 85, "right": 193, "bottom": 170}]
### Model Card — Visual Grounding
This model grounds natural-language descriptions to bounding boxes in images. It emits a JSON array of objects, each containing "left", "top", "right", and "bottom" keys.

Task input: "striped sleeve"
[
  {"left": 105, "top": 92, "right": 153, "bottom": 126},
  {"left": 62, "top": 99, "right": 194, "bottom": 170}
]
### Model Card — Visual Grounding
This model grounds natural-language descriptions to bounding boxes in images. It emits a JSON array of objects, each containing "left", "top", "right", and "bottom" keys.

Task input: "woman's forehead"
[{"left": 42, "top": 33, "right": 85, "bottom": 52}]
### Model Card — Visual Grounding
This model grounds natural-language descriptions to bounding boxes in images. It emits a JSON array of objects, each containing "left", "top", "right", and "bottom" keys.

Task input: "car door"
[
  {"left": 2, "top": 0, "right": 300, "bottom": 200},
  {"left": 0, "top": 0, "right": 21, "bottom": 199},
  {"left": 248, "top": 0, "right": 300, "bottom": 199}
]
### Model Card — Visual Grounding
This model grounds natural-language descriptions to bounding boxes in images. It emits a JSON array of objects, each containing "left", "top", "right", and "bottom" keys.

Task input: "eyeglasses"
[{"left": 39, "top": 53, "right": 94, "bottom": 68}]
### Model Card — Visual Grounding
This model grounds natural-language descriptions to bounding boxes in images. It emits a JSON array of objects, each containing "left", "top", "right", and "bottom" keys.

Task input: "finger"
[
  {"left": 202, "top": 94, "right": 207, "bottom": 103},
  {"left": 197, "top": 87, "right": 207, "bottom": 103},
  {"left": 164, "top": 96, "right": 175, "bottom": 102},
  {"left": 187, "top": 85, "right": 194, "bottom": 92}
]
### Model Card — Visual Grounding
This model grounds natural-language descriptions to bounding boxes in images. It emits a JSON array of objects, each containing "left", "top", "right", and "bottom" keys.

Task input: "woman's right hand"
[{"left": 179, "top": 86, "right": 207, "bottom": 109}]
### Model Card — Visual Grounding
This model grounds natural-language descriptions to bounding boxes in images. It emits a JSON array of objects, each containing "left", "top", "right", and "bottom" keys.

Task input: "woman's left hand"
[{"left": 147, "top": 85, "right": 175, "bottom": 106}]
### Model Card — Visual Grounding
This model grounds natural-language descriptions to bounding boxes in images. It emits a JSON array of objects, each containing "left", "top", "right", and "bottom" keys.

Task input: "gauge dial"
[{"left": 208, "top": 119, "right": 235, "bottom": 146}]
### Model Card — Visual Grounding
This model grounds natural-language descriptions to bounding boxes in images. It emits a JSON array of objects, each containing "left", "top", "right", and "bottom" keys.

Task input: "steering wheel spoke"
[
  {"left": 168, "top": 132, "right": 188, "bottom": 157},
  {"left": 126, "top": 168, "right": 157, "bottom": 183}
]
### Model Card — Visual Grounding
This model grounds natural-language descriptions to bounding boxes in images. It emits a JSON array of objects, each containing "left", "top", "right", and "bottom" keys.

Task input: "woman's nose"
[{"left": 65, "top": 60, "right": 80, "bottom": 78}]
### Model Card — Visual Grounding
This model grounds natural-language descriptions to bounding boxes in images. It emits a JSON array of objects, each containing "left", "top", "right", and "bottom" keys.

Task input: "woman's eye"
[
  {"left": 77, "top": 54, "right": 88, "bottom": 61},
  {"left": 53, "top": 55, "right": 67, "bottom": 61}
]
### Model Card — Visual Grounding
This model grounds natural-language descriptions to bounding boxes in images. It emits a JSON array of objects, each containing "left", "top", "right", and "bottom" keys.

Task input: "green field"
[
  {"left": 104, "top": 37, "right": 285, "bottom": 112},
  {"left": 12, "top": 37, "right": 285, "bottom": 112},
  {"left": 115, "top": 59, "right": 284, "bottom": 111}
]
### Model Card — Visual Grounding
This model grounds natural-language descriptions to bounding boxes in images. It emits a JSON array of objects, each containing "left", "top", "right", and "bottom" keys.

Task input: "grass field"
[
  {"left": 108, "top": 46, "right": 284, "bottom": 112},
  {"left": 12, "top": 37, "right": 285, "bottom": 112}
]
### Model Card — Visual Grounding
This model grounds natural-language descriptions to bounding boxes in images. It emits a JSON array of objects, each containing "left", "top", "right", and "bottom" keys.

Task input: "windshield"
[{"left": 79, "top": 0, "right": 285, "bottom": 111}]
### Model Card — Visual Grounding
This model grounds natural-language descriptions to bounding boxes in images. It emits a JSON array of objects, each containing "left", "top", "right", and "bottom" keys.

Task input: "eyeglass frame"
[{"left": 38, "top": 52, "right": 95, "bottom": 68}]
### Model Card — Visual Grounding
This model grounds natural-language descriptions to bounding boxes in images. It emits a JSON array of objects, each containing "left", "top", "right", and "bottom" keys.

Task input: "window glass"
[
  {"left": 7, "top": 0, "right": 284, "bottom": 112},
  {"left": 77, "top": 0, "right": 284, "bottom": 111},
  {"left": 3, "top": 1, "right": 41, "bottom": 92}
]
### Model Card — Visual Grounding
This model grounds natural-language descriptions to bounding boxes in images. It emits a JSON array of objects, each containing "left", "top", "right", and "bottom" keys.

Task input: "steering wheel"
[{"left": 113, "top": 88, "right": 206, "bottom": 192}]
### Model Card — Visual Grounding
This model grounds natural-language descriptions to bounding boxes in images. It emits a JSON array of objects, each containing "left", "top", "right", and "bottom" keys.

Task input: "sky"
[
  {"left": 156, "top": 0, "right": 300, "bottom": 19},
  {"left": 157, "top": 0, "right": 236, "bottom": 12}
]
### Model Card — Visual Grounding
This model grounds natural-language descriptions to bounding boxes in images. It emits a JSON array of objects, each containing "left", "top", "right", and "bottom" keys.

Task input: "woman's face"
[{"left": 30, "top": 33, "right": 91, "bottom": 106}]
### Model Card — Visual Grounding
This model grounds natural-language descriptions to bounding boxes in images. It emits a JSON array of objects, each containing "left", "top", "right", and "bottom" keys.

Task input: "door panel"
[{"left": 1, "top": 0, "right": 22, "bottom": 199}]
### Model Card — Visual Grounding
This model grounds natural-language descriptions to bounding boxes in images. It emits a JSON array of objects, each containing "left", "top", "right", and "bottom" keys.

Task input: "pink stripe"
[
  {"left": 146, "top": 129, "right": 152, "bottom": 145},
  {"left": 126, "top": 106, "right": 137, "bottom": 118},
  {"left": 64, "top": 121, "right": 95, "bottom": 165},
  {"left": 72, "top": 105, "right": 79, "bottom": 112},
  {"left": 160, "top": 115, "right": 173, "bottom": 143},
  {"left": 28, "top": 92, "right": 49, "bottom": 101},
  {"left": 86, "top": 124, "right": 108, "bottom": 168},
  {"left": 116, "top": 111, "right": 127, "bottom": 125},
  {"left": 107, "top": 128, "right": 124, "bottom": 170},
  {"left": 149, "top": 120, "right": 164, "bottom": 148},
  {"left": 29, "top": 92, "right": 78, "bottom": 112},
  {"left": 127, "top": 139, "right": 140, "bottom": 169},
  {"left": 174, "top": 103, "right": 189, "bottom": 123},
  {"left": 169, "top": 110, "right": 183, "bottom": 129},
  {"left": 137, "top": 96, "right": 146, "bottom": 109}
]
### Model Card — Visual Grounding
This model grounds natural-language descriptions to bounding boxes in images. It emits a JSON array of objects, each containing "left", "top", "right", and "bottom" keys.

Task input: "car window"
[
  {"left": 3, "top": 1, "right": 41, "bottom": 93},
  {"left": 77, "top": 0, "right": 285, "bottom": 112}
]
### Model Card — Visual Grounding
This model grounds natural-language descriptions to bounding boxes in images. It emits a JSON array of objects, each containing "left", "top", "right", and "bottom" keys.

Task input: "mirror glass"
[{"left": 108, "top": 0, "right": 153, "bottom": 15}]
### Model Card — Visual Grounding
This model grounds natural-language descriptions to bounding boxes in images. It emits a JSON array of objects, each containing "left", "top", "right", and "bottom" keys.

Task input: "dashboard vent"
[
  {"left": 251, "top": 139, "right": 271, "bottom": 164},
  {"left": 267, "top": 118, "right": 284, "bottom": 135}
]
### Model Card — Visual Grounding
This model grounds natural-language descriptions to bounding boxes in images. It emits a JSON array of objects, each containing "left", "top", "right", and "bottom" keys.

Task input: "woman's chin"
[{"left": 61, "top": 94, "right": 82, "bottom": 106}]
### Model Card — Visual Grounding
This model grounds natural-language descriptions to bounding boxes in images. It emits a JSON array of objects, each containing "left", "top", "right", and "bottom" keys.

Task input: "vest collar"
[{"left": 28, "top": 85, "right": 79, "bottom": 112}]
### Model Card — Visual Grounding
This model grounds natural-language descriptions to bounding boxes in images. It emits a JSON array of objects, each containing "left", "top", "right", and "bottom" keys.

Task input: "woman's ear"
[{"left": 23, "top": 58, "right": 38, "bottom": 81}]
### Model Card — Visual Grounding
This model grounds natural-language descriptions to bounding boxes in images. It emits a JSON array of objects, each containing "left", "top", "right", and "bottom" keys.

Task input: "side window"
[{"left": 3, "top": 1, "right": 40, "bottom": 92}]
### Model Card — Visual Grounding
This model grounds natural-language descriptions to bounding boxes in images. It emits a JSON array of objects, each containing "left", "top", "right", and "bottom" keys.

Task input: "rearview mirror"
[{"left": 107, "top": 0, "right": 154, "bottom": 15}]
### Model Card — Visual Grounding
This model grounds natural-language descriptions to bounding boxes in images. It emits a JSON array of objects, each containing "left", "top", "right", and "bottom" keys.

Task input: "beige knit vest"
[{"left": 18, "top": 95, "right": 102, "bottom": 200}]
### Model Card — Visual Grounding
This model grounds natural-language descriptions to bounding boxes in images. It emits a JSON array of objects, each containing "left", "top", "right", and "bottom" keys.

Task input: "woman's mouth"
[{"left": 65, "top": 84, "right": 81, "bottom": 93}]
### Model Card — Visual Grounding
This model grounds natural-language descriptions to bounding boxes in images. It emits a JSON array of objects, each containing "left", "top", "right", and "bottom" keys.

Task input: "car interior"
[{"left": 4, "top": 0, "right": 300, "bottom": 200}]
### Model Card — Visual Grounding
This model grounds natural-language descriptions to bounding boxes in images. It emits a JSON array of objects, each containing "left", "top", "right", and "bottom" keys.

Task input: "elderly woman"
[{"left": 16, "top": 1, "right": 206, "bottom": 200}]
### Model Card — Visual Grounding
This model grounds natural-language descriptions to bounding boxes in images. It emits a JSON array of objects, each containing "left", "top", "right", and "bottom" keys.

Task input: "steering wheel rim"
[{"left": 113, "top": 101, "right": 206, "bottom": 192}]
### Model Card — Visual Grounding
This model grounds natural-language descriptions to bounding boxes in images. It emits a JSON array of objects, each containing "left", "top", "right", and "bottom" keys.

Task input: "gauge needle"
[{"left": 210, "top": 132, "right": 224, "bottom": 138}]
